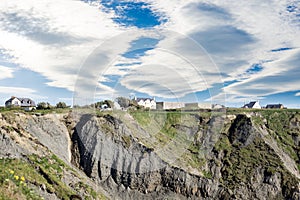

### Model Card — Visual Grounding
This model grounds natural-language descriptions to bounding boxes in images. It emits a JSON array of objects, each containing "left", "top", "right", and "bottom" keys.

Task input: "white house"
[
  {"left": 242, "top": 101, "right": 261, "bottom": 109},
  {"left": 136, "top": 97, "right": 156, "bottom": 109},
  {"left": 5, "top": 96, "right": 36, "bottom": 110}
]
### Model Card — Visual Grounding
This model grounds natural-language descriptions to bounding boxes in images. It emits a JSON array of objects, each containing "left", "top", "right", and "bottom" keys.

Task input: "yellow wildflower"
[
  {"left": 23, "top": 183, "right": 27, "bottom": 187},
  {"left": 20, "top": 176, "right": 25, "bottom": 181},
  {"left": 20, "top": 181, "right": 23, "bottom": 185},
  {"left": 9, "top": 170, "right": 14, "bottom": 174},
  {"left": 14, "top": 175, "right": 19, "bottom": 180}
]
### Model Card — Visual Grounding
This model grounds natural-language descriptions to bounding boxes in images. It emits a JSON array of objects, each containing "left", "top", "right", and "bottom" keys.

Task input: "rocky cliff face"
[
  {"left": 0, "top": 112, "right": 108, "bottom": 200},
  {"left": 0, "top": 110, "right": 300, "bottom": 199},
  {"left": 70, "top": 111, "right": 300, "bottom": 199}
]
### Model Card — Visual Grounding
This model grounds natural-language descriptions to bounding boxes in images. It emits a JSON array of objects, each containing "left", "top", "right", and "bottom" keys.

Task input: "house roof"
[
  {"left": 5, "top": 97, "right": 15, "bottom": 103},
  {"left": 266, "top": 104, "right": 283, "bottom": 108},
  {"left": 243, "top": 101, "right": 259, "bottom": 108},
  {"left": 5, "top": 97, "right": 19, "bottom": 104},
  {"left": 136, "top": 98, "right": 155, "bottom": 102}
]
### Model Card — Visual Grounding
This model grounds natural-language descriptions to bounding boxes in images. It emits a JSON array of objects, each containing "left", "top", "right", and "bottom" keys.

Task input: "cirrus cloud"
[{"left": 0, "top": 0, "right": 299, "bottom": 107}]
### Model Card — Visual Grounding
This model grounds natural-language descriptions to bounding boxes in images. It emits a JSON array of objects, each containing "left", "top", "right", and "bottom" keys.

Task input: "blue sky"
[{"left": 0, "top": 0, "right": 300, "bottom": 108}]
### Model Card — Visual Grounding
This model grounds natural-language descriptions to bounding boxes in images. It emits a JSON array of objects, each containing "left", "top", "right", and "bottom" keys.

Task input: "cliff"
[{"left": 0, "top": 109, "right": 299, "bottom": 199}]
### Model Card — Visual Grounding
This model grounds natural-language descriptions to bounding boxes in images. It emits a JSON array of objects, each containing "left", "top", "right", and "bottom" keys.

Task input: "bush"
[
  {"left": 36, "top": 102, "right": 51, "bottom": 110},
  {"left": 56, "top": 102, "right": 67, "bottom": 109},
  {"left": 93, "top": 100, "right": 114, "bottom": 109},
  {"left": 116, "top": 97, "right": 130, "bottom": 108}
]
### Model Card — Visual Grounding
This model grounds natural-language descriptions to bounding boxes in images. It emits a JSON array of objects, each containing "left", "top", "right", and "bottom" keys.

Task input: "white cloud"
[
  {"left": 0, "top": 0, "right": 300, "bottom": 104},
  {"left": 73, "top": 31, "right": 146, "bottom": 105},
  {"left": 117, "top": 31, "right": 221, "bottom": 99},
  {"left": 0, "top": 86, "right": 36, "bottom": 95},
  {"left": 128, "top": 0, "right": 300, "bottom": 102},
  {"left": 222, "top": 49, "right": 300, "bottom": 98},
  {"left": 0, "top": 65, "right": 13, "bottom": 79},
  {"left": 0, "top": 0, "right": 128, "bottom": 92},
  {"left": 296, "top": 92, "right": 300, "bottom": 96}
]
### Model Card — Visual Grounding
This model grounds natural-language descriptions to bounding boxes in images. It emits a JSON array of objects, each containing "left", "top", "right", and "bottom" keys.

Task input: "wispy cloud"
[
  {"left": 0, "top": 0, "right": 299, "bottom": 106},
  {"left": 221, "top": 48, "right": 300, "bottom": 99},
  {"left": 131, "top": 0, "right": 300, "bottom": 103},
  {"left": 117, "top": 31, "right": 222, "bottom": 99},
  {"left": 0, "top": 65, "right": 13, "bottom": 80},
  {"left": 0, "top": 0, "right": 127, "bottom": 92},
  {"left": 0, "top": 86, "right": 36, "bottom": 95}
]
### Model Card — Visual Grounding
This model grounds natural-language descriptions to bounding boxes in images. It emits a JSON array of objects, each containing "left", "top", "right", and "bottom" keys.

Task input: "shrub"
[
  {"left": 36, "top": 102, "right": 51, "bottom": 110},
  {"left": 56, "top": 102, "right": 67, "bottom": 109}
]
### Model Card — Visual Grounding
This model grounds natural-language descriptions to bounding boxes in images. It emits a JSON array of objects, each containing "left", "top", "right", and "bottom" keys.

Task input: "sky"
[{"left": 0, "top": 0, "right": 300, "bottom": 108}]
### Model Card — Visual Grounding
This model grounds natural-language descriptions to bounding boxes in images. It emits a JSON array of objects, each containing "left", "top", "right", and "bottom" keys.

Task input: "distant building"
[
  {"left": 242, "top": 101, "right": 261, "bottom": 109},
  {"left": 136, "top": 97, "right": 156, "bottom": 109},
  {"left": 266, "top": 104, "right": 284, "bottom": 109},
  {"left": 185, "top": 103, "right": 212, "bottom": 109},
  {"left": 5, "top": 96, "right": 36, "bottom": 111},
  {"left": 156, "top": 102, "right": 185, "bottom": 110}
]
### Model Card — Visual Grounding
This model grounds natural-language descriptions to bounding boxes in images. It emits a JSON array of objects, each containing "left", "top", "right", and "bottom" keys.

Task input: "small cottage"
[{"left": 5, "top": 96, "right": 36, "bottom": 111}]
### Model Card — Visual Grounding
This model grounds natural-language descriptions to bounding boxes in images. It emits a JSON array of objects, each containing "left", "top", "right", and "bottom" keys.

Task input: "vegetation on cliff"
[{"left": 0, "top": 108, "right": 299, "bottom": 199}]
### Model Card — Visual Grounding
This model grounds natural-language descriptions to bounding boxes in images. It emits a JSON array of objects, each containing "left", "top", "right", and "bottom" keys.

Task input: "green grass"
[
  {"left": 121, "top": 135, "right": 132, "bottom": 148},
  {"left": 0, "top": 108, "right": 71, "bottom": 116},
  {"left": 225, "top": 109, "right": 300, "bottom": 172},
  {"left": 217, "top": 136, "right": 298, "bottom": 193},
  {"left": 259, "top": 110, "right": 300, "bottom": 168},
  {"left": 179, "top": 149, "right": 206, "bottom": 170},
  {"left": 202, "top": 170, "right": 213, "bottom": 179},
  {"left": 0, "top": 107, "right": 24, "bottom": 113},
  {"left": 129, "top": 110, "right": 213, "bottom": 173},
  {"left": 214, "top": 135, "right": 231, "bottom": 152},
  {"left": 213, "top": 110, "right": 300, "bottom": 198},
  {"left": 0, "top": 153, "right": 106, "bottom": 200},
  {"left": 0, "top": 107, "right": 72, "bottom": 114},
  {"left": 27, "top": 154, "right": 76, "bottom": 199},
  {"left": 130, "top": 111, "right": 200, "bottom": 145},
  {"left": 0, "top": 158, "right": 45, "bottom": 200}
]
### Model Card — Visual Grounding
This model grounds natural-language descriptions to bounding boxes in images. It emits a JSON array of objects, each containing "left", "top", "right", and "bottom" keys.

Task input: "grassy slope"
[
  {"left": 220, "top": 109, "right": 299, "bottom": 197},
  {"left": 0, "top": 154, "right": 106, "bottom": 200},
  {"left": 227, "top": 108, "right": 300, "bottom": 171},
  {"left": 0, "top": 107, "right": 71, "bottom": 115}
]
